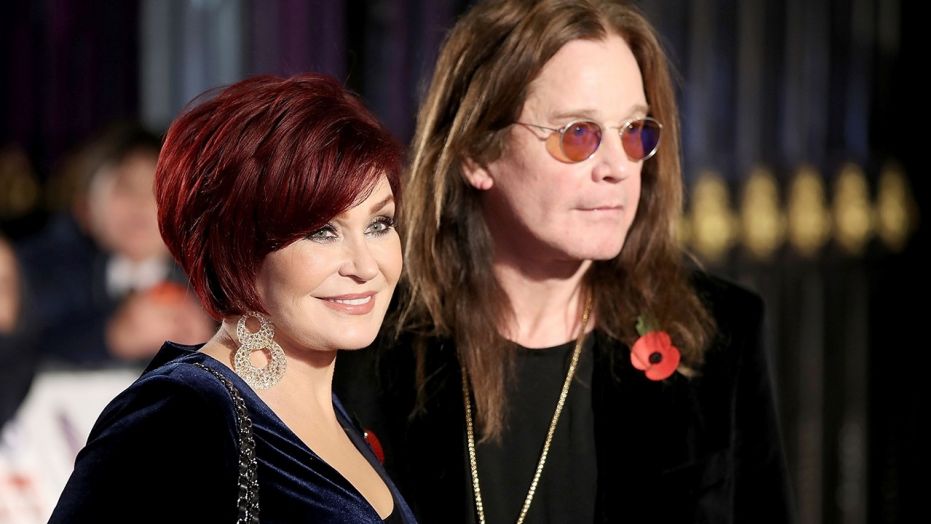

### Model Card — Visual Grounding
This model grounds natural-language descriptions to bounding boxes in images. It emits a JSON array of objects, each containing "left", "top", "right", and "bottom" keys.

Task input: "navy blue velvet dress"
[{"left": 50, "top": 342, "right": 416, "bottom": 523}]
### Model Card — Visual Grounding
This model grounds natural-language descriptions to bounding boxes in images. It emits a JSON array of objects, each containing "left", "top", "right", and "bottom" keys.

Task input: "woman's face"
[
  {"left": 254, "top": 176, "right": 401, "bottom": 353},
  {"left": 468, "top": 34, "right": 648, "bottom": 266}
]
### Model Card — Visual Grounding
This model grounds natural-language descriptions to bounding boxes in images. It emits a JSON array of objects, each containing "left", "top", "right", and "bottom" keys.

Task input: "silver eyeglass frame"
[{"left": 513, "top": 116, "right": 663, "bottom": 163}]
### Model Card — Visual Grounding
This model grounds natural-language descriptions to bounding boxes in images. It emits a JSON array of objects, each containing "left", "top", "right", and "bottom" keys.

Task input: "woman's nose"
[{"left": 338, "top": 238, "right": 379, "bottom": 281}]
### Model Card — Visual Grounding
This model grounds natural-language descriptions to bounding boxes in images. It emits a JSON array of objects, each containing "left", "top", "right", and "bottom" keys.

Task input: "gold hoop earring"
[{"left": 233, "top": 312, "right": 286, "bottom": 390}]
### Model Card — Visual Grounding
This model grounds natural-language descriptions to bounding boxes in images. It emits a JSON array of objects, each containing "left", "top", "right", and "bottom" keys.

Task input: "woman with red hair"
[{"left": 50, "top": 74, "right": 416, "bottom": 523}]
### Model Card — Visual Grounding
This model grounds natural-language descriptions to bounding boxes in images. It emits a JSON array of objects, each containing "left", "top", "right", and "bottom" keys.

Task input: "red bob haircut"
[{"left": 155, "top": 73, "right": 401, "bottom": 320}]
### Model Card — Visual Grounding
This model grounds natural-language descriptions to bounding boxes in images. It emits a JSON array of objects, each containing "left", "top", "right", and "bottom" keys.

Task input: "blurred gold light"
[
  {"left": 740, "top": 166, "right": 786, "bottom": 260},
  {"left": 0, "top": 147, "right": 40, "bottom": 219},
  {"left": 876, "top": 162, "right": 917, "bottom": 252},
  {"left": 787, "top": 165, "right": 832, "bottom": 257},
  {"left": 833, "top": 163, "right": 874, "bottom": 255},
  {"left": 689, "top": 170, "right": 738, "bottom": 263}
]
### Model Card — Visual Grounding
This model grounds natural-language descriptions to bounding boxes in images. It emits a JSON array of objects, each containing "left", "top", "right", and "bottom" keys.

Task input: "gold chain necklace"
[{"left": 461, "top": 297, "right": 593, "bottom": 524}]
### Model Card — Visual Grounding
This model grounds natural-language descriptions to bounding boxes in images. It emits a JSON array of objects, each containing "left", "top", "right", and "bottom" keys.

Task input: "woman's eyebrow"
[{"left": 369, "top": 194, "right": 395, "bottom": 213}]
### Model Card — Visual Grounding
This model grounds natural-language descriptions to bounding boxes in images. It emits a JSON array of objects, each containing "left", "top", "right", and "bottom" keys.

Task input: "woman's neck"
[
  {"left": 203, "top": 322, "right": 339, "bottom": 421},
  {"left": 492, "top": 254, "right": 592, "bottom": 348}
]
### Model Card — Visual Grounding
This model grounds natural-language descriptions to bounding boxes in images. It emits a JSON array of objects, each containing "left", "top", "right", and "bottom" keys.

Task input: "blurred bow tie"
[{"left": 106, "top": 255, "right": 169, "bottom": 297}]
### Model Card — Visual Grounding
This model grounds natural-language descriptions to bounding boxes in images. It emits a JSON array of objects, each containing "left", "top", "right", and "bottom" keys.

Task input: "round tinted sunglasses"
[{"left": 514, "top": 117, "right": 662, "bottom": 163}]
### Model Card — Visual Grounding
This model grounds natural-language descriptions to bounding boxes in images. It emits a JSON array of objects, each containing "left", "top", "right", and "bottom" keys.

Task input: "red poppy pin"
[
  {"left": 630, "top": 316, "right": 681, "bottom": 381},
  {"left": 363, "top": 429, "right": 385, "bottom": 464}
]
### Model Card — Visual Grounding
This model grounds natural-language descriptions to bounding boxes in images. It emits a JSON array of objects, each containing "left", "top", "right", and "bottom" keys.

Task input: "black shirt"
[
  {"left": 472, "top": 334, "right": 597, "bottom": 523},
  {"left": 335, "top": 273, "right": 794, "bottom": 523}
]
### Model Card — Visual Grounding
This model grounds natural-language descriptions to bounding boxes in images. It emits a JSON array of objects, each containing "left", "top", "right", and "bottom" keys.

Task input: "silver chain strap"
[{"left": 193, "top": 362, "right": 260, "bottom": 523}]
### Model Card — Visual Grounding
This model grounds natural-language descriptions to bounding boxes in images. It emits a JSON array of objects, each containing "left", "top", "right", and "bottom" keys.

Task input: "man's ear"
[{"left": 461, "top": 157, "right": 494, "bottom": 191}]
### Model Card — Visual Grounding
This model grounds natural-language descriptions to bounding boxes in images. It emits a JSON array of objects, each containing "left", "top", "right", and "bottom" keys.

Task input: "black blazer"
[{"left": 336, "top": 274, "right": 795, "bottom": 523}]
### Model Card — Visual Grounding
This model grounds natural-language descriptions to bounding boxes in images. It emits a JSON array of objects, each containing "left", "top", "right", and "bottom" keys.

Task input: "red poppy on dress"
[{"left": 630, "top": 317, "right": 681, "bottom": 381}]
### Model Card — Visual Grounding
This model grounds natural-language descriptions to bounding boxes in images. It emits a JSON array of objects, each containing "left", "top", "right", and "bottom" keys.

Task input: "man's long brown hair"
[{"left": 399, "top": 0, "right": 714, "bottom": 440}]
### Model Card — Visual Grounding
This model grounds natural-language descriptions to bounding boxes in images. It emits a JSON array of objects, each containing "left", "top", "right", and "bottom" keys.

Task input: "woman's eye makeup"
[
  {"left": 366, "top": 215, "right": 395, "bottom": 236},
  {"left": 307, "top": 224, "right": 338, "bottom": 242},
  {"left": 306, "top": 215, "right": 395, "bottom": 242}
]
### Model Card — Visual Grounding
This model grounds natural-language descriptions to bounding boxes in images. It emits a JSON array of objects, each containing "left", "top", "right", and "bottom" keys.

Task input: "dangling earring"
[{"left": 233, "top": 311, "right": 287, "bottom": 390}]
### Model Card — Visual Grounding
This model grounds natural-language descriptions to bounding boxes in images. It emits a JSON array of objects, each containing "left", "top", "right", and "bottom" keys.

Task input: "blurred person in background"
[
  {"left": 15, "top": 123, "right": 214, "bottom": 366},
  {"left": 0, "top": 235, "right": 19, "bottom": 335},
  {"left": 0, "top": 233, "right": 37, "bottom": 428}
]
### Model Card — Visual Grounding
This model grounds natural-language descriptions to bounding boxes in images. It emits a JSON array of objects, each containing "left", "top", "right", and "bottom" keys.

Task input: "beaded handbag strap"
[{"left": 193, "top": 362, "right": 260, "bottom": 523}]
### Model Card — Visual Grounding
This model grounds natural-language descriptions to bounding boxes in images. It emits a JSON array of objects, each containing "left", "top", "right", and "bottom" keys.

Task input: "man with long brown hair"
[{"left": 337, "top": 1, "right": 793, "bottom": 522}]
